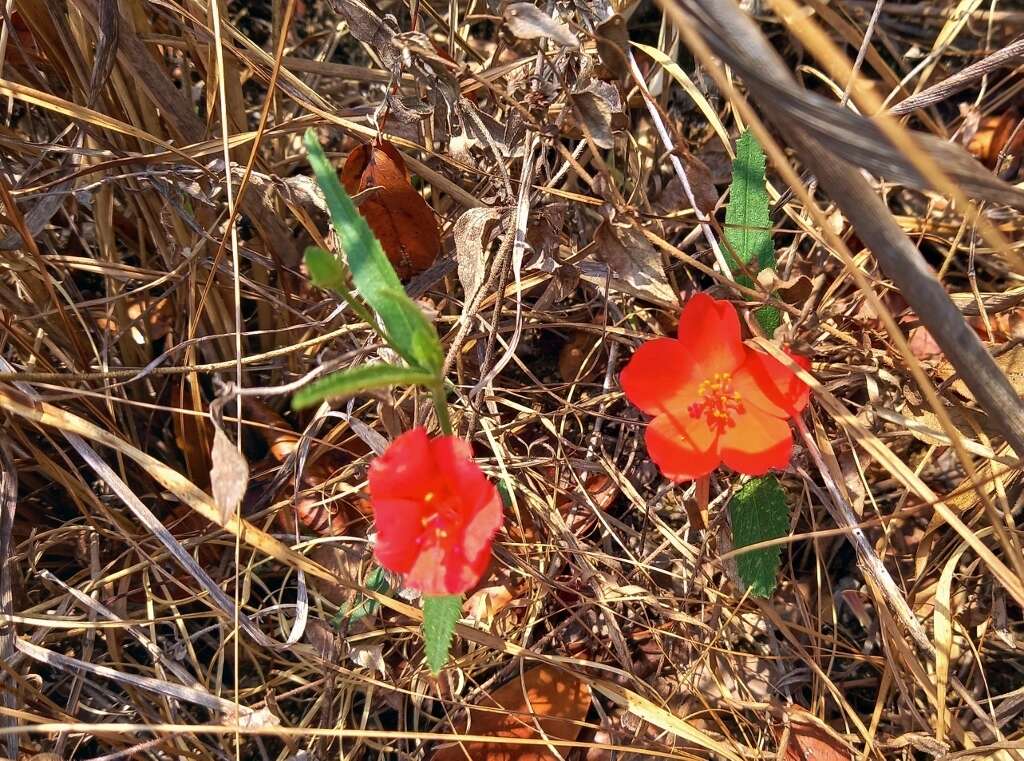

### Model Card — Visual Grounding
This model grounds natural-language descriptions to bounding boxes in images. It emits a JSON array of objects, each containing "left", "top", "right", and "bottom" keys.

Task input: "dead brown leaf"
[
  {"left": 341, "top": 140, "right": 441, "bottom": 280},
  {"left": 593, "top": 217, "right": 674, "bottom": 304},
  {"left": 430, "top": 664, "right": 592, "bottom": 761},
  {"left": 503, "top": 4, "right": 578, "bottom": 49}
]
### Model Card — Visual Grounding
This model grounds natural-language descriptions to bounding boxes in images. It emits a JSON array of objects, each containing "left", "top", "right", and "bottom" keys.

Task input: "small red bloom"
[
  {"left": 369, "top": 428, "right": 503, "bottom": 596},
  {"left": 620, "top": 293, "right": 809, "bottom": 481}
]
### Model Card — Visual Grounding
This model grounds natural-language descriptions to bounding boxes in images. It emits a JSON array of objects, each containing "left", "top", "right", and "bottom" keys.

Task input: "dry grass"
[{"left": 2, "top": 0, "right": 1024, "bottom": 759}]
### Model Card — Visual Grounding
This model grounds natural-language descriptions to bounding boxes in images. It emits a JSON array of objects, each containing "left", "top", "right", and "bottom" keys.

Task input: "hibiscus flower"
[
  {"left": 369, "top": 428, "right": 503, "bottom": 596},
  {"left": 620, "top": 293, "right": 809, "bottom": 481}
]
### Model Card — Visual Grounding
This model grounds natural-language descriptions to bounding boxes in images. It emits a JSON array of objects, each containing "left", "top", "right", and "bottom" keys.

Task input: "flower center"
[
  {"left": 420, "top": 491, "right": 460, "bottom": 542},
  {"left": 688, "top": 372, "right": 744, "bottom": 433}
]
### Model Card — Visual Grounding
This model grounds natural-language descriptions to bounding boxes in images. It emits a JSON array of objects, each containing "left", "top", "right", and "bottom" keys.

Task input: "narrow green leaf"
[
  {"left": 292, "top": 363, "right": 437, "bottom": 410},
  {"left": 422, "top": 594, "right": 462, "bottom": 674},
  {"left": 724, "top": 130, "right": 782, "bottom": 334},
  {"left": 728, "top": 475, "right": 789, "bottom": 597},
  {"left": 303, "top": 130, "right": 443, "bottom": 375}
]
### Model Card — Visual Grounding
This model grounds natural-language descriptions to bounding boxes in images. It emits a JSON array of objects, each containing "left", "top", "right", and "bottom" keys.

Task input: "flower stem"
[
  {"left": 431, "top": 384, "right": 453, "bottom": 436},
  {"left": 695, "top": 475, "right": 710, "bottom": 529}
]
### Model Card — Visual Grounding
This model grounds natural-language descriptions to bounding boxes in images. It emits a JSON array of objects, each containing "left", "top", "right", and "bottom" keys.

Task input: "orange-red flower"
[
  {"left": 620, "top": 293, "right": 809, "bottom": 481},
  {"left": 369, "top": 428, "right": 502, "bottom": 596}
]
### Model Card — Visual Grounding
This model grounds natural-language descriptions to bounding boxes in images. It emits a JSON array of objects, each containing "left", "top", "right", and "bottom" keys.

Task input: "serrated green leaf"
[
  {"left": 754, "top": 305, "right": 782, "bottom": 336},
  {"left": 422, "top": 594, "right": 462, "bottom": 674},
  {"left": 292, "top": 363, "right": 436, "bottom": 410},
  {"left": 725, "top": 131, "right": 773, "bottom": 275},
  {"left": 725, "top": 130, "right": 782, "bottom": 335},
  {"left": 303, "top": 130, "right": 443, "bottom": 375},
  {"left": 728, "top": 475, "right": 789, "bottom": 597}
]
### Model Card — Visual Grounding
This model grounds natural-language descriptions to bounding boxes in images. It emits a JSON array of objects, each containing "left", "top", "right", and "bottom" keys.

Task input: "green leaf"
[
  {"left": 334, "top": 566, "right": 394, "bottom": 625},
  {"left": 304, "top": 245, "right": 349, "bottom": 293},
  {"left": 725, "top": 130, "right": 773, "bottom": 275},
  {"left": 728, "top": 475, "right": 789, "bottom": 597},
  {"left": 422, "top": 594, "right": 462, "bottom": 674},
  {"left": 292, "top": 363, "right": 437, "bottom": 409},
  {"left": 303, "top": 130, "right": 443, "bottom": 375},
  {"left": 724, "top": 130, "right": 782, "bottom": 334}
]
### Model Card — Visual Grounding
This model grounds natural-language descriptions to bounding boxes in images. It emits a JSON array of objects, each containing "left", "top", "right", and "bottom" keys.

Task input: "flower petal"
[
  {"left": 369, "top": 427, "right": 440, "bottom": 501},
  {"left": 461, "top": 487, "right": 503, "bottom": 564},
  {"left": 373, "top": 497, "right": 428, "bottom": 575},
  {"left": 719, "top": 408, "right": 793, "bottom": 475},
  {"left": 432, "top": 437, "right": 492, "bottom": 516},
  {"left": 645, "top": 408, "right": 721, "bottom": 481},
  {"left": 677, "top": 293, "right": 745, "bottom": 376},
  {"left": 620, "top": 338, "right": 699, "bottom": 415},
  {"left": 732, "top": 349, "right": 810, "bottom": 418},
  {"left": 403, "top": 543, "right": 451, "bottom": 596}
]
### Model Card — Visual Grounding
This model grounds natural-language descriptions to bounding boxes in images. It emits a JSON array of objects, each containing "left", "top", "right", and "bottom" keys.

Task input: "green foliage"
[
  {"left": 334, "top": 566, "right": 393, "bottom": 625},
  {"left": 303, "top": 130, "right": 443, "bottom": 375},
  {"left": 422, "top": 595, "right": 462, "bottom": 674},
  {"left": 728, "top": 475, "right": 789, "bottom": 597},
  {"left": 292, "top": 363, "right": 438, "bottom": 410},
  {"left": 724, "top": 130, "right": 782, "bottom": 336}
]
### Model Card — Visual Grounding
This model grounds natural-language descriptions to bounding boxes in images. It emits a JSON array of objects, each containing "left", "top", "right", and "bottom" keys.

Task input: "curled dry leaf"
[
  {"left": 503, "top": 3, "right": 579, "bottom": 49},
  {"left": 593, "top": 217, "right": 675, "bottom": 304},
  {"left": 245, "top": 400, "right": 368, "bottom": 537},
  {"left": 594, "top": 14, "right": 629, "bottom": 79},
  {"left": 341, "top": 140, "right": 441, "bottom": 280},
  {"left": 565, "top": 80, "right": 618, "bottom": 150},
  {"left": 779, "top": 708, "right": 855, "bottom": 761},
  {"left": 210, "top": 427, "right": 249, "bottom": 526},
  {"left": 966, "top": 112, "right": 1024, "bottom": 169},
  {"left": 430, "top": 664, "right": 592, "bottom": 761},
  {"left": 453, "top": 206, "right": 503, "bottom": 301}
]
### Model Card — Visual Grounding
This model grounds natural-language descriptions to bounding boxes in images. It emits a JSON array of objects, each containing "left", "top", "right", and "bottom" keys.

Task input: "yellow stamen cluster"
[{"left": 688, "top": 372, "right": 744, "bottom": 432}]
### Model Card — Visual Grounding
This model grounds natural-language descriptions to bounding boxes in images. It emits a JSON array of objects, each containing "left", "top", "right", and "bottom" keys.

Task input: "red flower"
[
  {"left": 369, "top": 428, "right": 503, "bottom": 596},
  {"left": 620, "top": 293, "right": 809, "bottom": 481}
]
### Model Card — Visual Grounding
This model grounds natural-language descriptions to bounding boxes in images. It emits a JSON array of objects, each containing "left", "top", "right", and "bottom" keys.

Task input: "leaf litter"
[{"left": 3, "top": 1, "right": 1024, "bottom": 759}]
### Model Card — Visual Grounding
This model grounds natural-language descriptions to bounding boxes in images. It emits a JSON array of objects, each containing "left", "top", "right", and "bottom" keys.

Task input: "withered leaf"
[
  {"left": 526, "top": 203, "right": 566, "bottom": 259},
  {"left": 781, "top": 709, "right": 855, "bottom": 761},
  {"left": 430, "top": 664, "right": 592, "bottom": 761},
  {"left": 210, "top": 427, "right": 249, "bottom": 526},
  {"left": 655, "top": 159, "right": 718, "bottom": 219},
  {"left": 570, "top": 90, "right": 613, "bottom": 149},
  {"left": 330, "top": 0, "right": 400, "bottom": 68},
  {"left": 595, "top": 14, "right": 629, "bottom": 74},
  {"left": 593, "top": 218, "right": 674, "bottom": 304},
  {"left": 341, "top": 141, "right": 441, "bottom": 280},
  {"left": 503, "top": 3, "right": 579, "bottom": 48},
  {"left": 453, "top": 206, "right": 503, "bottom": 301}
]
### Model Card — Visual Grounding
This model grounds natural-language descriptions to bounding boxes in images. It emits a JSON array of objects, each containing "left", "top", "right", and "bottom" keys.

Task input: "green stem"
[
  {"left": 332, "top": 279, "right": 380, "bottom": 338},
  {"left": 431, "top": 383, "right": 453, "bottom": 436}
]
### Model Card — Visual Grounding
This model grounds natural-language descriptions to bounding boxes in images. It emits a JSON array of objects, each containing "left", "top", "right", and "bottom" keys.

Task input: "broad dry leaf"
[
  {"left": 430, "top": 664, "right": 591, "bottom": 761},
  {"left": 593, "top": 218, "right": 674, "bottom": 304},
  {"left": 503, "top": 4, "right": 578, "bottom": 48},
  {"left": 210, "top": 427, "right": 249, "bottom": 526},
  {"left": 781, "top": 709, "right": 855, "bottom": 761},
  {"left": 341, "top": 140, "right": 441, "bottom": 280},
  {"left": 454, "top": 206, "right": 502, "bottom": 301},
  {"left": 594, "top": 14, "right": 629, "bottom": 75},
  {"left": 569, "top": 81, "right": 622, "bottom": 149},
  {"left": 936, "top": 343, "right": 1024, "bottom": 399}
]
